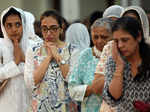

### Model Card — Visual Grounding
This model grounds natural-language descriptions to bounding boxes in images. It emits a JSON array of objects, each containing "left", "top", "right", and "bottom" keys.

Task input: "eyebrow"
[{"left": 41, "top": 25, "right": 59, "bottom": 27}]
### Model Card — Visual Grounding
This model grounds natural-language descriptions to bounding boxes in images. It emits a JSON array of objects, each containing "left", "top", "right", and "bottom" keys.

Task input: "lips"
[
  {"left": 46, "top": 36, "right": 53, "bottom": 41},
  {"left": 120, "top": 50, "right": 128, "bottom": 56}
]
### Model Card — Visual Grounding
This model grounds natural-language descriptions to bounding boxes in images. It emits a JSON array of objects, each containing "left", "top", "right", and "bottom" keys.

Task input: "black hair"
[
  {"left": 59, "top": 16, "right": 70, "bottom": 41},
  {"left": 123, "top": 10, "right": 141, "bottom": 22},
  {"left": 122, "top": 9, "right": 144, "bottom": 39},
  {"left": 40, "top": 10, "right": 62, "bottom": 28},
  {"left": 112, "top": 16, "right": 150, "bottom": 81},
  {"left": 2, "top": 8, "right": 21, "bottom": 25}
]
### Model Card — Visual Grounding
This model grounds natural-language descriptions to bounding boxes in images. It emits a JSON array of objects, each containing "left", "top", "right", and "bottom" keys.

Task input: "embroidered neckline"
[{"left": 93, "top": 46, "right": 101, "bottom": 58}]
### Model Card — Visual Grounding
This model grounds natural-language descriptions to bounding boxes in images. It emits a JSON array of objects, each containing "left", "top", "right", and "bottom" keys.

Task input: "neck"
[
  {"left": 55, "top": 40, "right": 65, "bottom": 48},
  {"left": 93, "top": 46, "right": 101, "bottom": 58},
  {"left": 127, "top": 48, "right": 141, "bottom": 65}
]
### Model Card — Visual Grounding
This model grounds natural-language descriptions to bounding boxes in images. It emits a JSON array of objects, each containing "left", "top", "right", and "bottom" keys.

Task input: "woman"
[
  {"left": 65, "top": 23, "right": 90, "bottom": 74},
  {"left": 103, "top": 16, "right": 150, "bottom": 112},
  {"left": 68, "top": 18, "right": 113, "bottom": 112},
  {"left": 24, "top": 10, "right": 76, "bottom": 112},
  {"left": 0, "top": 6, "right": 30, "bottom": 112},
  {"left": 98, "top": 6, "right": 150, "bottom": 112},
  {"left": 96, "top": 5, "right": 149, "bottom": 80}
]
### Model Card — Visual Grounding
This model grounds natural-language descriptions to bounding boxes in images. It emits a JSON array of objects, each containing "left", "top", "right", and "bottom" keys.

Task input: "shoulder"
[
  {"left": 31, "top": 42, "right": 43, "bottom": 53},
  {"left": 106, "top": 56, "right": 116, "bottom": 68},
  {"left": 0, "top": 39, "right": 8, "bottom": 50},
  {"left": 78, "top": 48, "right": 93, "bottom": 61},
  {"left": 28, "top": 35, "right": 43, "bottom": 47},
  {"left": 80, "top": 48, "right": 92, "bottom": 56}
]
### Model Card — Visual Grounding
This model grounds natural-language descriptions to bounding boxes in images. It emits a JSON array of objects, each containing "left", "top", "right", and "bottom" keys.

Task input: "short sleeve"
[{"left": 95, "top": 41, "right": 113, "bottom": 75}]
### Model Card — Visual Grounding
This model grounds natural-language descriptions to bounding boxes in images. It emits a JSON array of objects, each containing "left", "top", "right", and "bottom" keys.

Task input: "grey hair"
[{"left": 91, "top": 17, "right": 114, "bottom": 33}]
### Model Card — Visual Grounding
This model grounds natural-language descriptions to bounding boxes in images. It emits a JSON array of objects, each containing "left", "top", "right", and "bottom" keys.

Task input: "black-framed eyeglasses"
[{"left": 41, "top": 25, "right": 60, "bottom": 33}]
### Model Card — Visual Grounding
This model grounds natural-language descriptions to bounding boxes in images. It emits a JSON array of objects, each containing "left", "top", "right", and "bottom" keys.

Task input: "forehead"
[
  {"left": 91, "top": 27, "right": 109, "bottom": 35},
  {"left": 41, "top": 16, "right": 59, "bottom": 26},
  {"left": 5, "top": 14, "right": 21, "bottom": 24},
  {"left": 113, "top": 29, "right": 132, "bottom": 39}
]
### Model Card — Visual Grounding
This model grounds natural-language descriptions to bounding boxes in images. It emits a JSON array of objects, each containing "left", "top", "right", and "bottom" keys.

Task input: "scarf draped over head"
[
  {"left": 120, "top": 6, "right": 150, "bottom": 44},
  {"left": 65, "top": 23, "right": 90, "bottom": 50},
  {"left": 1, "top": 6, "right": 30, "bottom": 54},
  {"left": 24, "top": 11, "right": 35, "bottom": 38},
  {"left": 103, "top": 5, "right": 124, "bottom": 18}
]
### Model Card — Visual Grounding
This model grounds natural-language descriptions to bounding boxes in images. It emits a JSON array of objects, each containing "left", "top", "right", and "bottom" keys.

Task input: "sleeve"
[
  {"left": 24, "top": 47, "right": 37, "bottom": 90},
  {"left": 0, "top": 48, "right": 22, "bottom": 81},
  {"left": 95, "top": 41, "right": 113, "bottom": 75},
  {"left": 68, "top": 49, "right": 90, "bottom": 102}
]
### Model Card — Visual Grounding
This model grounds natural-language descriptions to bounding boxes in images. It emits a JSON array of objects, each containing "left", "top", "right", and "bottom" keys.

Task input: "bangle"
[{"left": 113, "top": 75, "right": 123, "bottom": 78}]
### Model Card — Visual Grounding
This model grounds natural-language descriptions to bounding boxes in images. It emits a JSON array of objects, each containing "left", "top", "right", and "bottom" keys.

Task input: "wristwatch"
[{"left": 59, "top": 60, "right": 66, "bottom": 65}]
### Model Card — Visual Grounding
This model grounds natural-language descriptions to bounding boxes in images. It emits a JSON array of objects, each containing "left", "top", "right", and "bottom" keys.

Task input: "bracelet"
[{"left": 113, "top": 75, "right": 123, "bottom": 78}]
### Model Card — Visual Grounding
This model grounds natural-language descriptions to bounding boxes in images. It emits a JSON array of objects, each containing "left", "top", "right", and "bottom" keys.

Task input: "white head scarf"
[
  {"left": 24, "top": 11, "right": 42, "bottom": 47},
  {"left": 65, "top": 23, "right": 90, "bottom": 50},
  {"left": 65, "top": 23, "right": 90, "bottom": 77},
  {"left": 24, "top": 11, "right": 35, "bottom": 37},
  {"left": 1, "top": 6, "right": 30, "bottom": 54},
  {"left": 120, "top": 6, "right": 150, "bottom": 44},
  {"left": 103, "top": 5, "right": 124, "bottom": 18}
]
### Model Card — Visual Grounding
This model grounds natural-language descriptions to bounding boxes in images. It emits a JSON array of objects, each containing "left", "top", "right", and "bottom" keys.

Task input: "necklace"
[{"left": 93, "top": 46, "right": 101, "bottom": 58}]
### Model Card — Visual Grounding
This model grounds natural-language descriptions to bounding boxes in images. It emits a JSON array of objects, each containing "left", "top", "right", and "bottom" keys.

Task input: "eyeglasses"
[{"left": 41, "top": 25, "right": 60, "bottom": 33}]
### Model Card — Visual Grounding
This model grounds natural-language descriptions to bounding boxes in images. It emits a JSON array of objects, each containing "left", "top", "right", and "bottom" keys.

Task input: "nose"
[
  {"left": 118, "top": 40, "right": 124, "bottom": 49},
  {"left": 12, "top": 25, "right": 17, "bottom": 32},
  {"left": 47, "top": 30, "right": 53, "bottom": 35},
  {"left": 97, "top": 37, "right": 103, "bottom": 44}
]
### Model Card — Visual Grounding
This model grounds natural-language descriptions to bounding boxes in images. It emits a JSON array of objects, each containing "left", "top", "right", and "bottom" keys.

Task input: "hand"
[
  {"left": 44, "top": 42, "right": 53, "bottom": 59},
  {"left": 91, "top": 74, "right": 104, "bottom": 95},
  {"left": 13, "top": 39, "right": 25, "bottom": 64},
  {"left": 112, "top": 41, "right": 124, "bottom": 69},
  {"left": 45, "top": 42, "right": 60, "bottom": 62}
]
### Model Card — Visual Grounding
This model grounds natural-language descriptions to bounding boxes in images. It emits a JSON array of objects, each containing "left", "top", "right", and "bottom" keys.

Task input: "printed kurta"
[
  {"left": 25, "top": 43, "right": 76, "bottom": 112},
  {"left": 69, "top": 48, "right": 102, "bottom": 112}
]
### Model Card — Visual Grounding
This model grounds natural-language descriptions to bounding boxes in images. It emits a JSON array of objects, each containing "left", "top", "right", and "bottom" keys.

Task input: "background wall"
[{"left": 0, "top": 0, "right": 150, "bottom": 22}]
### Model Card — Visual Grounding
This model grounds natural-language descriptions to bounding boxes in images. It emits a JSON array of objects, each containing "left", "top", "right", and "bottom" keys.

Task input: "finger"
[{"left": 13, "top": 39, "right": 19, "bottom": 46}]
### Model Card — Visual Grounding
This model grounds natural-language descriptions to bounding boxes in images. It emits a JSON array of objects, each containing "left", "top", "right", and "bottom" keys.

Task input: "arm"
[
  {"left": 55, "top": 54, "right": 69, "bottom": 79},
  {"left": 107, "top": 42, "right": 124, "bottom": 100},
  {"left": 24, "top": 47, "right": 52, "bottom": 90},
  {"left": 0, "top": 61, "right": 21, "bottom": 80},
  {"left": 0, "top": 46, "right": 21, "bottom": 80},
  {"left": 46, "top": 42, "right": 69, "bottom": 79},
  {"left": 33, "top": 56, "right": 52, "bottom": 85},
  {"left": 108, "top": 67, "right": 124, "bottom": 100},
  {"left": 69, "top": 48, "right": 103, "bottom": 101},
  {"left": 33, "top": 46, "right": 52, "bottom": 85},
  {"left": 68, "top": 50, "right": 89, "bottom": 101}
]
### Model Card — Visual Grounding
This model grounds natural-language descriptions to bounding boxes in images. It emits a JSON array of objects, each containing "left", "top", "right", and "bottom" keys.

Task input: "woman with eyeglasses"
[{"left": 24, "top": 10, "right": 77, "bottom": 112}]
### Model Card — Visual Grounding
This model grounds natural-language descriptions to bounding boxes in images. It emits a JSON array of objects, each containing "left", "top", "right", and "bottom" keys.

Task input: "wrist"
[
  {"left": 55, "top": 55, "right": 62, "bottom": 63},
  {"left": 46, "top": 56, "right": 52, "bottom": 62},
  {"left": 86, "top": 85, "right": 93, "bottom": 96},
  {"left": 114, "top": 70, "right": 123, "bottom": 78}
]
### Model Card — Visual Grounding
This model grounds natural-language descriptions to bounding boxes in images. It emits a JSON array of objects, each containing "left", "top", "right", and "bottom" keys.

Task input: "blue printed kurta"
[{"left": 68, "top": 48, "right": 102, "bottom": 112}]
